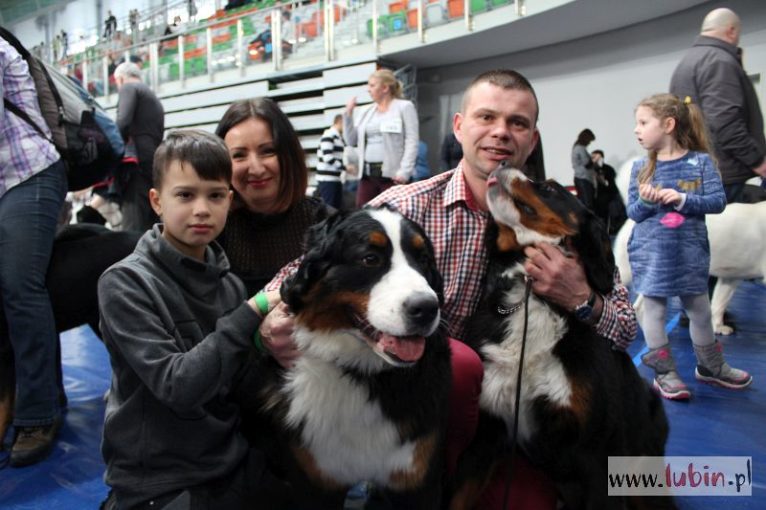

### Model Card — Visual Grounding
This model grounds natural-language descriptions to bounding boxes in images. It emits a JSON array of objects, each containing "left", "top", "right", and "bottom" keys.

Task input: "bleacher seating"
[
  {"left": 105, "top": 60, "right": 376, "bottom": 177},
  {"left": 72, "top": 0, "right": 517, "bottom": 176}
]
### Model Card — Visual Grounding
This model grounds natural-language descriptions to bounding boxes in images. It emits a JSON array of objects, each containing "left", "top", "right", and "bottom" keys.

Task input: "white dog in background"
[{"left": 614, "top": 159, "right": 766, "bottom": 335}]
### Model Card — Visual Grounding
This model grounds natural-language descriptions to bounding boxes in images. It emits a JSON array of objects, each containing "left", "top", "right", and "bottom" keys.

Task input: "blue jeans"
[
  {"left": 317, "top": 181, "right": 343, "bottom": 209},
  {"left": 0, "top": 160, "right": 67, "bottom": 426}
]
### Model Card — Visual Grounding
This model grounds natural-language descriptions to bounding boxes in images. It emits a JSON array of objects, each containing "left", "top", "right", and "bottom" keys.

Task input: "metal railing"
[{"left": 63, "top": 0, "right": 521, "bottom": 102}]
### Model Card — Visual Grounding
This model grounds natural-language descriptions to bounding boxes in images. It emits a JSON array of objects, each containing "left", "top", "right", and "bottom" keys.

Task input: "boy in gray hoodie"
[{"left": 98, "top": 130, "right": 281, "bottom": 509}]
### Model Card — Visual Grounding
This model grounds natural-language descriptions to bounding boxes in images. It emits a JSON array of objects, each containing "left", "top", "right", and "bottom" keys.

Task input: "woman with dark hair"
[
  {"left": 572, "top": 128, "right": 597, "bottom": 210},
  {"left": 215, "top": 98, "right": 329, "bottom": 295}
]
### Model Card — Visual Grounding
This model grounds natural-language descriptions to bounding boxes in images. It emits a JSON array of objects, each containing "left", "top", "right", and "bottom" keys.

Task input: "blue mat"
[
  {"left": 0, "top": 326, "right": 111, "bottom": 509},
  {"left": 2, "top": 282, "right": 765, "bottom": 508}
]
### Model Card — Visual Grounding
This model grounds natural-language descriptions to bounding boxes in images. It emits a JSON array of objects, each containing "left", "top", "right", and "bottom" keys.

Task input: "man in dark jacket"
[
  {"left": 114, "top": 61, "right": 165, "bottom": 232},
  {"left": 670, "top": 7, "right": 766, "bottom": 204}
]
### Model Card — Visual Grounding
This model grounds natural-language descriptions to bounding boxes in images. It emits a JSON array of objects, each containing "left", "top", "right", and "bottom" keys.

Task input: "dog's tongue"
[{"left": 378, "top": 334, "right": 426, "bottom": 362}]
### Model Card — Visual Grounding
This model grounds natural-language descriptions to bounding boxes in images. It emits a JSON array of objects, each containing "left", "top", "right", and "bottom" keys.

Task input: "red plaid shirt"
[
  {"left": 269, "top": 166, "right": 636, "bottom": 348},
  {"left": 368, "top": 167, "right": 636, "bottom": 349}
]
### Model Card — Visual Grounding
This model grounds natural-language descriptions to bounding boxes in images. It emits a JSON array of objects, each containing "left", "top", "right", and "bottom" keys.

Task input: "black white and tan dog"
[
  {"left": 243, "top": 206, "right": 452, "bottom": 509},
  {"left": 0, "top": 223, "right": 140, "bottom": 447},
  {"left": 450, "top": 168, "right": 672, "bottom": 510}
]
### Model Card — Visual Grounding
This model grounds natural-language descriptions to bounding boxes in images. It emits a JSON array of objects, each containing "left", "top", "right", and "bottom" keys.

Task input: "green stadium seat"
[{"left": 471, "top": 0, "right": 488, "bottom": 13}]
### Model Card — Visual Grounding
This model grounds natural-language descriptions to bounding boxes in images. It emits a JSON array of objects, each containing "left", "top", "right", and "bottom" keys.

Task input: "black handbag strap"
[
  {"left": 2, "top": 26, "right": 52, "bottom": 143},
  {"left": 4, "top": 97, "right": 50, "bottom": 141}
]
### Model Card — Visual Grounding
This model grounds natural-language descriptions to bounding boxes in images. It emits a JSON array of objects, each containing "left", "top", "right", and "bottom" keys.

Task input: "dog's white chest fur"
[
  {"left": 479, "top": 275, "right": 571, "bottom": 443},
  {"left": 282, "top": 356, "right": 416, "bottom": 485}
]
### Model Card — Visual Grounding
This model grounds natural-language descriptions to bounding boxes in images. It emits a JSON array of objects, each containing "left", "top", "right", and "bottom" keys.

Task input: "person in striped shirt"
[{"left": 315, "top": 114, "right": 345, "bottom": 209}]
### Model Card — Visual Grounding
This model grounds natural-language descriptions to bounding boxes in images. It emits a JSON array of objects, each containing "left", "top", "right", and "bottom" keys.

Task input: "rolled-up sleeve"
[{"left": 595, "top": 270, "right": 637, "bottom": 350}]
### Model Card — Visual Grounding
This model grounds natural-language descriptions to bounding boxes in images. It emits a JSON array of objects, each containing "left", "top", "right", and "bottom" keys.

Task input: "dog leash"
[{"left": 501, "top": 276, "right": 534, "bottom": 509}]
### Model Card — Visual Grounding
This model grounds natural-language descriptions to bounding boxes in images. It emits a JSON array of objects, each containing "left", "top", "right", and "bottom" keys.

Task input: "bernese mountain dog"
[
  {"left": 244, "top": 206, "right": 452, "bottom": 509},
  {"left": 450, "top": 168, "right": 673, "bottom": 510}
]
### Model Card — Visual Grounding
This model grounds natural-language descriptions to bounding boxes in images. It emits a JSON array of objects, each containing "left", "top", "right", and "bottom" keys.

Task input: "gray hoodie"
[{"left": 98, "top": 225, "right": 261, "bottom": 508}]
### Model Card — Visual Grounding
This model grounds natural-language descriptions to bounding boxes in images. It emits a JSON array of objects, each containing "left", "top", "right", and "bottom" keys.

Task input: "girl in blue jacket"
[{"left": 628, "top": 93, "right": 752, "bottom": 400}]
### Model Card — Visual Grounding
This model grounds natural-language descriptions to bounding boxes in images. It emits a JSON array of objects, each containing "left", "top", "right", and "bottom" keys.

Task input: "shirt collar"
[{"left": 444, "top": 163, "right": 482, "bottom": 212}]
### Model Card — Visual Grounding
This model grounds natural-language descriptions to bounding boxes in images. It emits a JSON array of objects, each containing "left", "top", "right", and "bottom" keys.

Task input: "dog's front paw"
[{"left": 715, "top": 324, "right": 734, "bottom": 336}]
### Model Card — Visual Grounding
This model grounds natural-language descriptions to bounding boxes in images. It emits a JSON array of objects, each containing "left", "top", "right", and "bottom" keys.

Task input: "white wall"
[{"left": 417, "top": 0, "right": 766, "bottom": 185}]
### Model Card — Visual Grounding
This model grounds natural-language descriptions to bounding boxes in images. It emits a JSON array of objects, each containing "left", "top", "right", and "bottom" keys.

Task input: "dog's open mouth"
[{"left": 351, "top": 313, "right": 426, "bottom": 366}]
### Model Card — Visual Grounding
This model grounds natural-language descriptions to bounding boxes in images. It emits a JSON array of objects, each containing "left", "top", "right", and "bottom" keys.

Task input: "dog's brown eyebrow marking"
[
  {"left": 513, "top": 181, "right": 576, "bottom": 238},
  {"left": 410, "top": 233, "right": 425, "bottom": 250},
  {"left": 369, "top": 231, "right": 388, "bottom": 247}
]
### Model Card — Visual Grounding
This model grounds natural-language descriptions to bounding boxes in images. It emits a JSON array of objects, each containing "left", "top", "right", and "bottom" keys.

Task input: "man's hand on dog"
[
  {"left": 258, "top": 301, "right": 301, "bottom": 368},
  {"left": 523, "top": 243, "right": 600, "bottom": 317}
]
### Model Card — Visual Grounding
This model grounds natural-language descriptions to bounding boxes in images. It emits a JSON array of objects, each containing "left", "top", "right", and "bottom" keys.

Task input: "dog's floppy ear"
[
  {"left": 281, "top": 210, "right": 347, "bottom": 311},
  {"left": 569, "top": 209, "right": 615, "bottom": 295}
]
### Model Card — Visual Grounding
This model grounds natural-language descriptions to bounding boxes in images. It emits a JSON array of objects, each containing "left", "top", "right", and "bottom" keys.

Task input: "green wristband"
[
  {"left": 253, "top": 329, "right": 267, "bottom": 353},
  {"left": 254, "top": 292, "right": 270, "bottom": 317}
]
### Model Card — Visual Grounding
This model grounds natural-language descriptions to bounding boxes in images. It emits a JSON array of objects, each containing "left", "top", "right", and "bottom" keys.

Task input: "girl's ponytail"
[{"left": 685, "top": 100, "right": 717, "bottom": 167}]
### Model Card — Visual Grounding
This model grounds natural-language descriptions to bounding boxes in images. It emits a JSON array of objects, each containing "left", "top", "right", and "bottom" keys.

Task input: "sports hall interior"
[{"left": 1, "top": 0, "right": 765, "bottom": 508}]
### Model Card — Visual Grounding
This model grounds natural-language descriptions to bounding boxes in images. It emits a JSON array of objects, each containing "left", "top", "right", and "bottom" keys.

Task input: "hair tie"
[{"left": 684, "top": 96, "right": 692, "bottom": 105}]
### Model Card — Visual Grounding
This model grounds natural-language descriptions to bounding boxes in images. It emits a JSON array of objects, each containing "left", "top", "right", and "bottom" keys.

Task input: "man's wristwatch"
[{"left": 573, "top": 291, "right": 597, "bottom": 322}]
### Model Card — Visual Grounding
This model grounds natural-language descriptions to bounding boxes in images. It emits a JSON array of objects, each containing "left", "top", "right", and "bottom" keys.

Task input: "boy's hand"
[
  {"left": 248, "top": 290, "right": 281, "bottom": 317},
  {"left": 259, "top": 302, "right": 301, "bottom": 369}
]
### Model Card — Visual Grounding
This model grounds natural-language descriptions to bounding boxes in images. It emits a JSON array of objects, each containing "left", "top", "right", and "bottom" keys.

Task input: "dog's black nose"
[{"left": 404, "top": 292, "right": 439, "bottom": 325}]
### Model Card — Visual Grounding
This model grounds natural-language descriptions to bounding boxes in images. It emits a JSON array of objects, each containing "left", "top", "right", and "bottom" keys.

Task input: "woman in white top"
[{"left": 343, "top": 69, "right": 419, "bottom": 207}]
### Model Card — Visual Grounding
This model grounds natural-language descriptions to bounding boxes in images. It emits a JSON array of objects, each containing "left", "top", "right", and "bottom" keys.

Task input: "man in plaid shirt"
[
  {"left": 261, "top": 69, "right": 636, "bottom": 509},
  {"left": 265, "top": 70, "right": 635, "bottom": 352},
  {"left": 367, "top": 74, "right": 636, "bottom": 350},
  {"left": 368, "top": 70, "right": 636, "bottom": 509},
  {"left": 1, "top": 35, "right": 68, "bottom": 467}
]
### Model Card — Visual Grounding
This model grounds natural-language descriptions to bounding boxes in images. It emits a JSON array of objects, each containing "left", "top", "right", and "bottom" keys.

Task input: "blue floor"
[
  {"left": 626, "top": 281, "right": 766, "bottom": 509},
  {"left": 0, "top": 326, "right": 111, "bottom": 508},
  {"left": 1, "top": 282, "right": 764, "bottom": 509}
]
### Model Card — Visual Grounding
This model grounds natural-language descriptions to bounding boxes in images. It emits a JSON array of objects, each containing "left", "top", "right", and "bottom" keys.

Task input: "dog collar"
[{"left": 497, "top": 300, "right": 524, "bottom": 316}]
